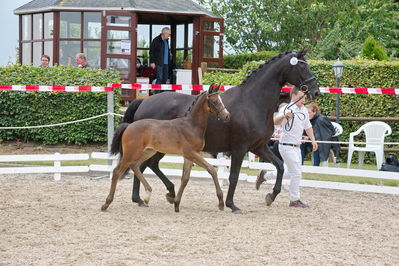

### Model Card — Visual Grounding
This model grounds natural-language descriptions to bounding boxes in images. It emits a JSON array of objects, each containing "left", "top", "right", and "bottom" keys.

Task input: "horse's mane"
[
  {"left": 184, "top": 91, "right": 207, "bottom": 116},
  {"left": 240, "top": 51, "right": 294, "bottom": 85}
]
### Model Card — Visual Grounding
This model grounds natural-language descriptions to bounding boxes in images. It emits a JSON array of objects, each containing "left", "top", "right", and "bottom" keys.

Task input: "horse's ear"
[
  {"left": 208, "top": 84, "right": 215, "bottom": 93},
  {"left": 215, "top": 84, "right": 221, "bottom": 92},
  {"left": 297, "top": 47, "right": 309, "bottom": 58}
]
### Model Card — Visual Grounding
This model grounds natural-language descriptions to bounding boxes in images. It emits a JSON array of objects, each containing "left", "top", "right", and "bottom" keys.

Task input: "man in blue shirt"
[{"left": 150, "top": 27, "right": 171, "bottom": 94}]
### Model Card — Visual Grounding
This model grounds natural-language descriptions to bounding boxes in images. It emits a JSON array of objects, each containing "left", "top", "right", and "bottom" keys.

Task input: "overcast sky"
[{"left": 0, "top": 0, "right": 31, "bottom": 66}]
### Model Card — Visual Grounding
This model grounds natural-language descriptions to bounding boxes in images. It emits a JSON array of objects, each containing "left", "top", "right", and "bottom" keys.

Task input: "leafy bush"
[
  {"left": 224, "top": 51, "right": 278, "bottom": 69},
  {"left": 204, "top": 59, "right": 399, "bottom": 161},
  {"left": 0, "top": 64, "right": 121, "bottom": 144},
  {"left": 361, "top": 36, "right": 389, "bottom": 61}
]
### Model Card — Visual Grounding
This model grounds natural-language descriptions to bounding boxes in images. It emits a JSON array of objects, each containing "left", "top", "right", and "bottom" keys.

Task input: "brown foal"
[{"left": 101, "top": 85, "right": 230, "bottom": 212}]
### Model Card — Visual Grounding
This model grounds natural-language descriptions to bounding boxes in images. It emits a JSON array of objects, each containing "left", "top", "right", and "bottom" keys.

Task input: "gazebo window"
[
  {"left": 203, "top": 35, "right": 220, "bottom": 58},
  {"left": 22, "top": 15, "right": 31, "bottom": 41},
  {"left": 59, "top": 40, "right": 80, "bottom": 66},
  {"left": 84, "top": 12, "right": 101, "bottom": 39},
  {"left": 137, "top": 24, "right": 150, "bottom": 65},
  {"left": 44, "top": 41, "right": 53, "bottom": 65},
  {"left": 33, "top": 14, "right": 42, "bottom": 40},
  {"left": 83, "top": 41, "right": 101, "bottom": 67},
  {"left": 44, "top": 13, "right": 54, "bottom": 39},
  {"left": 60, "top": 12, "right": 81, "bottom": 38},
  {"left": 175, "top": 24, "right": 193, "bottom": 67},
  {"left": 33, "top": 42, "right": 42, "bottom": 66},
  {"left": 22, "top": 43, "right": 31, "bottom": 65},
  {"left": 59, "top": 11, "right": 101, "bottom": 67},
  {"left": 106, "top": 15, "right": 131, "bottom": 27}
]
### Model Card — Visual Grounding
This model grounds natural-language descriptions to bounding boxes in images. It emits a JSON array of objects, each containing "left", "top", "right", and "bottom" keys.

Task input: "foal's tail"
[{"left": 110, "top": 123, "right": 130, "bottom": 156}]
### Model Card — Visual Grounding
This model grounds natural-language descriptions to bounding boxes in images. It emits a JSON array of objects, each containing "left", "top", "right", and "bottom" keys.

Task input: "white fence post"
[{"left": 53, "top": 152, "right": 61, "bottom": 181}]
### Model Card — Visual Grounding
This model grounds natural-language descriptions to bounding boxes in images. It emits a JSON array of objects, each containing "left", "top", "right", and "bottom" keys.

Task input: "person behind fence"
[
  {"left": 75, "top": 53, "right": 89, "bottom": 68},
  {"left": 300, "top": 102, "right": 335, "bottom": 166},
  {"left": 40, "top": 55, "right": 50, "bottom": 67},
  {"left": 150, "top": 27, "right": 171, "bottom": 93},
  {"left": 256, "top": 87, "right": 318, "bottom": 208}
]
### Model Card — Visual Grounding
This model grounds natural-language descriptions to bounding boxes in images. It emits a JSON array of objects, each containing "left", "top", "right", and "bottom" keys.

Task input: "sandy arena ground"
[{"left": 1, "top": 173, "right": 398, "bottom": 265}]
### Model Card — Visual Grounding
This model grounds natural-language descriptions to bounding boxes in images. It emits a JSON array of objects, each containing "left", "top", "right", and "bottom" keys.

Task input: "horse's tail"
[
  {"left": 110, "top": 123, "right": 130, "bottom": 156},
  {"left": 123, "top": 98, "right": 144, "bottom": 123}
]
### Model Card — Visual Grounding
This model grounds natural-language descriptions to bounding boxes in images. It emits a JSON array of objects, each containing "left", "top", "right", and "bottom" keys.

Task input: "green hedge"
[
  {"left": 223, "top": 51, "right": 278, "bottom": 69},
  {"left": 0, "top": 65, "right": 121, "bottom": 145},
  {"left": 204, "top": 59, "right": 399, "bottom": 162}
]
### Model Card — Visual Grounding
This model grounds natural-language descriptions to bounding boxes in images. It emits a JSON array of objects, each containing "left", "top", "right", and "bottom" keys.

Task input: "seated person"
[{"left": 300, "top": 102, "right": 335, "bottom": 166}]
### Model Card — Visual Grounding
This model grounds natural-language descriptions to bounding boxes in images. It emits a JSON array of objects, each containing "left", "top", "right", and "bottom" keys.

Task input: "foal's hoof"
[
  {"left": 265, "top": 193, "right": 274, "bottom": 206},
  {"left": 166, "top": 193, "right": 175, "bottom": 204},
  {"left": 143, "top": 191, "right": 151, "bottom": 205},
  {"left": 174, "top": 202, "right": 180, "bottom": 212},
  {"left": 101, "top": 204, "right": 108, "bottom": 211},
  {"left": 218, "top": 202, "right": 224, "bottom": 211}
]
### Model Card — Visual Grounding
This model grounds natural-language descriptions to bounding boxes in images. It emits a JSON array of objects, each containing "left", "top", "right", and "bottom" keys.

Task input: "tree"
[
  {"left": 361, "top": 36, "right": 388, "bottom": 60},
  {"left": 198, "top": 0, "right": 399, "bottom": 59}
]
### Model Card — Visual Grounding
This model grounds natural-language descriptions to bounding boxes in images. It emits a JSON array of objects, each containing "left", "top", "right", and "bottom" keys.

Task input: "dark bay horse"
[
  {"left": 123, "top": 48, "right": 319, "bottom": 213},
  {"left": 101, "top": 85, "right": 230, "bottom": 212}
]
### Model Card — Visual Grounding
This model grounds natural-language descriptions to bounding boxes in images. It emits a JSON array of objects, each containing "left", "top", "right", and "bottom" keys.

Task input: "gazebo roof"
[{"left": 14, "top": 0, "right": 216, "bottom": 17}]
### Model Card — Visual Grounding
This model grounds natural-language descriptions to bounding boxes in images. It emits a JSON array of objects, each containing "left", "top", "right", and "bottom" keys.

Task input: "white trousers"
[{"left": 266, "top": 145, "right": 302, "bottom": 201}]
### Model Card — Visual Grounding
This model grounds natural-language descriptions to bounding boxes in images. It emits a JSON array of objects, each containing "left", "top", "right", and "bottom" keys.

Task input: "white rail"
[{"left": 1, "top": 152, "right": 398, "bottom": 194}]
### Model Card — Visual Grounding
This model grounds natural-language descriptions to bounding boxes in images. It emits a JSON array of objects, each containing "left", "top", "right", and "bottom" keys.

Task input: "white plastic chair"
[
  {"left": 347, "top": 121, "right": 392, "bottom": 170},
  {"left": 321, "top": 122, "right": 343, "bottom": 167}
]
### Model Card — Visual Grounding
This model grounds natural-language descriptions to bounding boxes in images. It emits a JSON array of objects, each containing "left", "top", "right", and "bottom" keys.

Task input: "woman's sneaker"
[
  {"left": 255, "top": 170, "right": 267, "bottom": 190},
  {"left": 289, "top": 200, "right": 309, "bottom": 208}
]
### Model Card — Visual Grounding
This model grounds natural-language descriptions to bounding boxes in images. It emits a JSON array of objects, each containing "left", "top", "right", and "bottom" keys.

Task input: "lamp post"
[
  {"left": 332, "top": 60, "right": 344, "bottom": 167},
  {"left": 332, "top": 60, "right": 344, "bottom": 123}
]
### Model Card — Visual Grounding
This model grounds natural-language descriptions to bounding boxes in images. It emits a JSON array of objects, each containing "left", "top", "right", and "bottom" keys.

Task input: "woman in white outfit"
[{"left": 256, "top": 87, "right": 318, "bottom": 208}]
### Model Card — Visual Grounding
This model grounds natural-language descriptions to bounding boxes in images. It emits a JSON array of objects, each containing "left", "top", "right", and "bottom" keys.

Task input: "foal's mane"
[
  {"left": 184, "top": 91, "right": 207, "bottom": 116},
  {"left": 240, "top": 51, "right": 293, "bottom": 86}
]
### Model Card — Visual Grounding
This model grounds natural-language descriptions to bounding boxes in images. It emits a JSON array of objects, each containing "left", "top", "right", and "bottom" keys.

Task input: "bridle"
[
  {"left": 283, "top": 57, "right": 317, "bottom": 131},
  {"left": 207, "top": 91, "right": 227, "bottom": 119},
  {"left": 293, "top": 58, "right": 317, "bottom": 93}
]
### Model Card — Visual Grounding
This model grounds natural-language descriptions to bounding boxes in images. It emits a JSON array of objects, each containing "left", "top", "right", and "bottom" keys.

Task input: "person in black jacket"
[
  {"left": 150, "top": 27, "right": 171, "bottom": 93},
  {"left": 301, "top": 102, "right": 335, "bottom": 166}
]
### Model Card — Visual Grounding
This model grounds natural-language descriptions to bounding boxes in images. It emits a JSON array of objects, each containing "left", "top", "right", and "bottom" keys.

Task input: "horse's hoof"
[
  {"left": 226, "top": 202, "right": 241, "bottom": 213},
  {"left": 166, "top": 193, "right": 175, "bottom": 204},
  {"left": 232, "top": 208, "right": 243, "bottom": 214},
  {"left": 138, "top": 202, "right": 149, "bottom": 207},
  {"left": 101, "top": 204, "right": 108, "bottom": 211},
  {"left": 143, "top": 191, "right": 151, "bottom": 205},
  {"left": 132, "top": 198, "right": 144, "bottom": 205},
  {"left": 218, "top": 203, "right": 224, "bottom": 211},
  {"left": 265, "top": 193, "right": 274, "bottom": 206}
]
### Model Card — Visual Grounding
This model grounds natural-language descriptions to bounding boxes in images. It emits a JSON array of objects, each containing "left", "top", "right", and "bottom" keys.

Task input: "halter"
[
  {"left": 292, "top": 58, "right": 317, "bottom": 93},
  {"left": 207, "top": 91, "right": 227, "bottom": 118}
]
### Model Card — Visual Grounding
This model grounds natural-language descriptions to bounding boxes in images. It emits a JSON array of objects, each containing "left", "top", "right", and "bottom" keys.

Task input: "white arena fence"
[
  {"left": 0, "top": 152, "right": 398, "bottom": 195},
  {"left": 1, "top": 83, "right": 398, "bottom": 195}
]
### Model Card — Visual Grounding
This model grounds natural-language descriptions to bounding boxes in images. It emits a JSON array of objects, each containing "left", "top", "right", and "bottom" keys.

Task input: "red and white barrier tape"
[
  {"left": 110, "top": 84, "right": 399, "bottom": 94},
  {"left": 1, "top": 84, "right": 398, "bottom": 94},
  {"left": 0, "top": 85, "right": 112, "bottom": 92}
]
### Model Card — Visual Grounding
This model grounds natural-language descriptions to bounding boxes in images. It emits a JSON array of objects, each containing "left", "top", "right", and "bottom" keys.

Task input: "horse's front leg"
[
  {"left": 188, "top": 153, "right": 224, "bottom": 211},
  {"left": 225, "top": 150, "right": 246, "bottom": 213},
  {"left": 252, "top": 144, "right": 284, "bottom": 205}
]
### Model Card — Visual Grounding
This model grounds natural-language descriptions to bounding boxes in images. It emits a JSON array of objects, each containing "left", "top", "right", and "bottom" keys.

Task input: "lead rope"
[{"left": 283, "top": 90, "right": 308, "bottom": 131}]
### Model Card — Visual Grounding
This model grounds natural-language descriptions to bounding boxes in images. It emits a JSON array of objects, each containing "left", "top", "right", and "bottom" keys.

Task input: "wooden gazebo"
[{"left": 15, "top": 0, "right": 224, "bottom": 99}]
